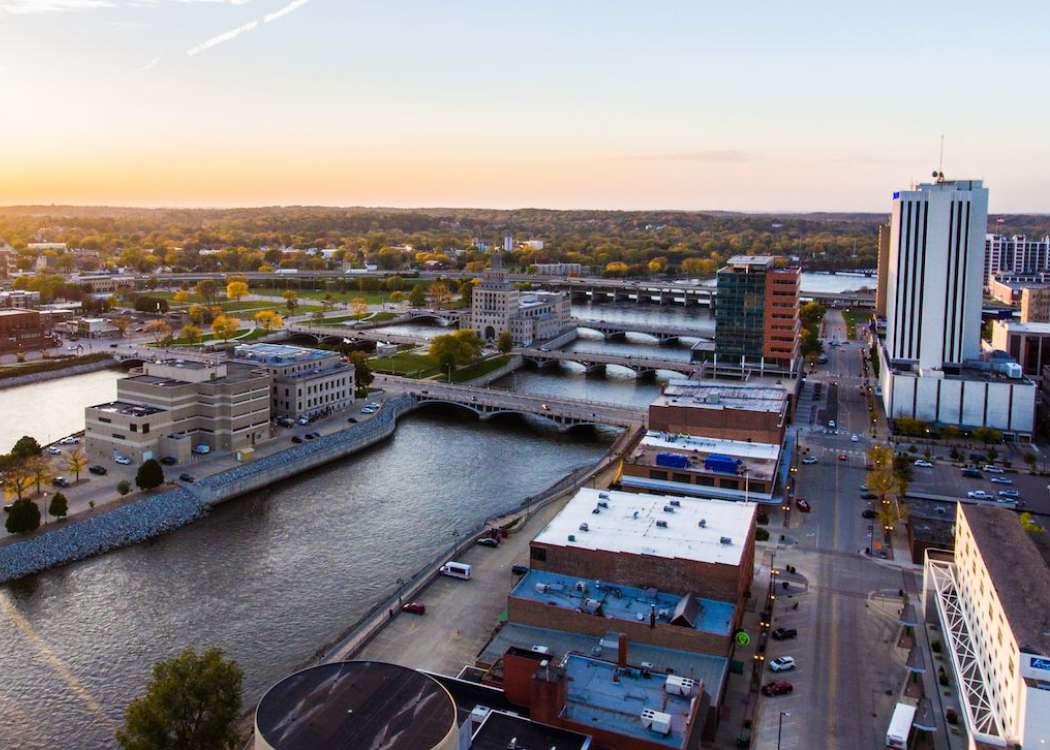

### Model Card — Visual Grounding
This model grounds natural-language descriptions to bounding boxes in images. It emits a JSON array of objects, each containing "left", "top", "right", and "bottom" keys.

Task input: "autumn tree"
[
  {"left": 180, "top": 324, "right": 204, "bottom": 344},
  {"left": 144, "top": 319, "right": 172, "bottom": 344},
  {"left": 211, "top": 315, "right": 241, "bottom": 342},
  {"left": 65, "top": 448, "right": 88, "bottom": 483},
  {"left": 429, "top": 329, "right": 483, "bottom": 378},
  {"left": 350, "top": 297, "right": 369, "bottom": 318},
  {"left": 172, "top": 290, "right": 190, "bottom": 304},
  {"left": 497, "top": 330, "right": 513, "bottom": 353},
  {"left": 281, "top": 290, "right": 299, "bottom": 312},
  {"left": 428, "top": 281, "right": 451, "bottom": 309},
  {"left": 349, "top": 351, "right": 373, "bottom": 396},
  {"left": 24, "top": 455, "right": 53, "bottom": 496},
  {"left": 111, "top": 316, "right": 132, "bottom": 338},
  {"left": 195, "top": 279, "right": 218, "bottom": 304},
  {"left": 408, "top": 284, "right": 426, "bottom": 307},
  {"left": 254, "top": 310, "right": 284, "bottom": 332},
  {"left": 225, "top": 280, "right": 248, "bottom": 303},
  {"left": 187, "top": 303, "right": 208, "bottom": 325},
  {"left": 3, "top": 466, "right": 33, "bottom": 502}
]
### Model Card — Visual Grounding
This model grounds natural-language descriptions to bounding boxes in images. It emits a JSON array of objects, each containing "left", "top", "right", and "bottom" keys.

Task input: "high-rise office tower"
[
  {"left": 885, "top": 178, "right": 988, "bottom": 369},
  {"left": 503, "top": 233, "right": 514, "bottom": 253}
]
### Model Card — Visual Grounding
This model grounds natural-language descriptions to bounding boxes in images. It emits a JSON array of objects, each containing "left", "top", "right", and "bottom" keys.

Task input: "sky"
[{"left": 1, "top": 0, "right": 1049, "bottom": 212}]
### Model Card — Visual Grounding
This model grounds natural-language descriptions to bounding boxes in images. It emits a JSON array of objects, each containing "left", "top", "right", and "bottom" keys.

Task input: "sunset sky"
[{"left": 2, "top": 0, "right": 1048, "bottom": 211}]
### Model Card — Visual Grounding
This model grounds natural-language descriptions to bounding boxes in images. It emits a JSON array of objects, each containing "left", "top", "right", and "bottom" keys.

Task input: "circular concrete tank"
[{"left": 255, "top": 660, "right": 458, "bottom": 750}]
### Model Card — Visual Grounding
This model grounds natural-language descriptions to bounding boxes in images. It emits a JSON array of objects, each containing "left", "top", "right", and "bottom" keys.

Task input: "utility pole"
[{"left": 777, "top": 711, "right": 790, "bottom": 750}]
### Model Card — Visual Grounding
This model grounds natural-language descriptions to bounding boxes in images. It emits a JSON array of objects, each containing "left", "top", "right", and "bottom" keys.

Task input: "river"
[
  {"left": 0, "top": 410, "right": 610, "bottom": 750},
  {"left": 0, "top": 369, "right": 121, "bottom": 450}
]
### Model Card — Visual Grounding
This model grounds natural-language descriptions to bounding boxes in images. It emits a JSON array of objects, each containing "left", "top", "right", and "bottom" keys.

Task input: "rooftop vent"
[
  {"left": 598, "top": 492, "right": 610, "bottom": 500},
  {"left": 640, "top": 708, "right": 672, "bottom": 736},
  {"left": 656, "top": 520, "right": 668, "bottom": 529},
  {"left": 535, "top": 583, "right": 551, "bottom": 594},
  {"left": 567, "top": 534, "right": 576, "bottom": 542},
  {"left": 720, "top": 536, "right": 732, "bottom": 545},
  {"left": 574, "top": 581, "right": 588, "bottom": 593},
  {"left": 665, "top": 675, "right": 698, "bottom": 696},
  {"left": 663, "top": 505, "right": 675, "bottom": 513},
  {"left": 597, "top": 500, "right": 609, "bottom": 509},
  {"left": 698, "top": 519, "right": 707, "bottom": 528},
  {"left": 578, "top": 523, "right": 589, "bottom": 532},
  {"left": 669, "top": 499, "right": 681, "bottom": 507}
]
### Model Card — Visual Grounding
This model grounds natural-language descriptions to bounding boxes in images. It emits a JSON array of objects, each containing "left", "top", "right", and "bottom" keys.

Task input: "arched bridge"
[
  {"left": 516, "top": 347, "right": 702, "bottom": 378},
  {"left": 402, "top": 308, "right": 467, "bottom": 326},
  {"left": 286, "top": 323, "right": 428, "bottom": 346},
  {"left": 376, "top": 375, "right": 645, "bottom": 430},
  {"left": 571, "top": 317, "right": 712, "bottom": 344}
]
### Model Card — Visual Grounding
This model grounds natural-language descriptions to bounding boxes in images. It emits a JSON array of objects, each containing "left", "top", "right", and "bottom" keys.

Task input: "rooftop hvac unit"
[
  {"left": 656, "top": 520, "right": 668, "bottom": 529},
  {"left": 658, "top": 608, "right": 671, "bottom": 619},
  {"left": 592, "top": 507, "right": 601, "bottom": 515},
  {"left": 640, "top": 708, "right": 673, "bottom": 736},
  {"left": 720, "top": 536, "right": 732, "bottom": 545},
  {"left": 698, "top": 519, "right": 707, "bottom": 528},
  {"left": 598, "top": 492, "right": 610, "bottom": 500},
  {"left": 597, "top": 500, "right": 609, "bottom": 508},
  {"left": 469, "top": 705, "right": 491, "bottom": 726},
  {"left": 579, "top": 522, "right": 589, "bottom": 532},
  {"left": 575, "top": 581, "right": 588, "bottom": 593},
  {"left": 669, "top": 499, "right": 681, "bottom": 507},
  {"left": 663, "top": 505, "right": 675, "bottom": 513},
  {"left": 568, "top": 534, "right": 576, "bottom": 542},
  {"left": 531, "top": 645, "right": 551, "bottom": 655},
  {"left": 633, "top": 511, "right": 640, "bottom": 519},
  {"left": 535, "top": 583, "right": 551, "bottom": 594},
  {"left": 665, "top": 675, "right": 698, "bottom": 696}
]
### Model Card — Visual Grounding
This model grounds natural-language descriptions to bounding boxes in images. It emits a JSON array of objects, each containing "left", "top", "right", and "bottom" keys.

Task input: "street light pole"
[{"left": 777, "top": 711, "right": 790, "bottom": 750}]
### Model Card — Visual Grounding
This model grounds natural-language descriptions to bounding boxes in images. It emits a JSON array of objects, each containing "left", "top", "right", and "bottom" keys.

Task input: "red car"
[
  {"left": 795, "top": 498, "right": 811, "bottom": 513},
  {"left": 401, "top": 602, "right": 426, "bottom": 615},
  {"left": 838, "top": 453, "right": 848, "bottom": 461},
  {"left": 761, "top": 680, "right": 794, "bottom": 697}
]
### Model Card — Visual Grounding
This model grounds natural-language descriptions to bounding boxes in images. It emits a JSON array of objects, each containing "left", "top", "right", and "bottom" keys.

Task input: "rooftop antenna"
[{"left": 933, "top": 135, "right": 945, "bottom": 183}]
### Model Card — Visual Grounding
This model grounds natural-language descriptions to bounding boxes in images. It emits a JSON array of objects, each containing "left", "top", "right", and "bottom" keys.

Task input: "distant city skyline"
[{"left": 2, "top": 1, "right": 1049, "bottom": 211}]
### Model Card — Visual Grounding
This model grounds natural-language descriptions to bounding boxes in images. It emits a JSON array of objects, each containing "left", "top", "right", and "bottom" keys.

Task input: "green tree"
[
  {"left": 349, "top": 351, "right": 374, "bottom": 395},
  {"left": 117, "top": 480, "right": 132, "bottom": 496},
  {"left": 5, "top": 500, "right": 41, "bottom": 534},
  {"left": 116, "top": 647, "right": 243, "bottom": 750},
  {"left": 428, "top": 329, "right": 483, "bottom": 378},
  {"left": 496, "top": 330, "right": 513, "bottom": 354},
  {"left": 799, "top": 301, "right": 827, "bottom": 327},
  {"left": 194, "top": 279, "right": 218, "bottom": 304},
  {"left": 408, "top": 284, "right": 426, "bottom": 307},
  {"left": 11, "top": 435, "right": 42, "bottom": 459},
  {"left": 49, "top": 492, "right": 68, "bottom": 519},
  {"left": 135, "top": 459, "right": 165, "bottom": 491}
]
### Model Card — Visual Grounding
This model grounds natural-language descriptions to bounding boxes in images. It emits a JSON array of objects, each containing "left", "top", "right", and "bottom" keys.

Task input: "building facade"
[
  {"left": 0, "top": 308, "right": 51, "bottom": 353},
  {"left": 470, "top": 252, "right": 572, "bottom": 346},
  {"left": 647, "top": 381, "right": 790, "bottom": 444},
  {"left": 923, "top": 505, "right": 1050, "bottom": 748},
  {"left": 702, "top": 255, "right": 800, "bottom": 374},
  {"left": 984, "top": 234, "right": 1050, "bottom": 285},
  {"left": 532, "top": 262, "right": 583, "bottom": 276},
  {"left": 991, "top": 319, "right": 1050, "bottom": 378},
  {"left": 85, "top": 358, "right": 270, "bottom": 464},
  {"left": 233, "top": 343, "right": 354, "bottom": 420},
  {"left": 886, "top": 179, "right": 988, "bottom": 369},
  {"left": 1021, "top": 287, "right": 1050, "bottom": 323},
  {"left": 987, "top": 272, "right": 1050, "bottom": 307}
]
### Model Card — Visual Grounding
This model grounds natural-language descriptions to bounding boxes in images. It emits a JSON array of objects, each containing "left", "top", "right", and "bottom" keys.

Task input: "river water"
[{"left": 0, "top": 369, "right": 121, "bottom": 450}]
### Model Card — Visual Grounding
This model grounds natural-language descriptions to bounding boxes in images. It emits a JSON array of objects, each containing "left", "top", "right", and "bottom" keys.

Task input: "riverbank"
[
  {"left": 0, "top": 354, "right": 119, "bottom": 390},
  {"left": 0, "top": 394, "right": 415, "bottom": 584}
]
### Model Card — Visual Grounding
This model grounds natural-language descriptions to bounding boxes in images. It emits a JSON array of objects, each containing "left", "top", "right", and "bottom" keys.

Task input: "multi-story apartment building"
[
  {"left": 0, "top": 308, "right": 51, "bottom": 353},
  {"left": 470, "top": 251, "right": 572, "bottom": 346},
  {"left": 984, "top": 234, "right": 1050, "bottom": 285},
  {"left": 84, "top": 358, "right": 270, "bottom": 464},
  {"left": 876, "top": 178, "right": 1036, "bottom": 437},
  {"left": 233, "top": 343, "right": 354, "bottom": 420},
  {"left": 1021, "top": 287, "right": 1050, "bottom": 323},
  {"left": 923, "top": 504, "right": 1050, "bottom": 748},
  {"left": 532, "top": 262, "right": 583, "bottom": 276},
  {"left": 700, "top": 255, "right": 800, "bottom": 375}
]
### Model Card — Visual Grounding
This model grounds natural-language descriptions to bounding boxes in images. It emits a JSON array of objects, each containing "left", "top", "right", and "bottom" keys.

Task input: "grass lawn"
[
  {"left": 369, "top": 351, "right": 440, "bottom": 378},
  {"left": 153, "top": 291, "right": 321, "bottom": 314},
  {"left": 446, "top": 355, "right": 511, "bottom": 383},
  {"left": 252, "top": 285, "right": 429, "bottom": 306},
  {"left": 841, "top": 308, "right": 869, "bottom": 340}
]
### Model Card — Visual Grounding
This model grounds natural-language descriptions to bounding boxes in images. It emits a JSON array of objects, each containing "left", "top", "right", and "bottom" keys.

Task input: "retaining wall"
[{"left": 0, "top": 357, "right": 119, "bottom": 390}]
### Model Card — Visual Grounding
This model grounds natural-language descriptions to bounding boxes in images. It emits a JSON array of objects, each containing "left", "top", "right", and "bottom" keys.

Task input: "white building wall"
[
  {"left": 960, "top": 380, "right": 986, "bottom": 426},
  {"left": 938, "top": 378, "right": 963, "bottom": 425}
]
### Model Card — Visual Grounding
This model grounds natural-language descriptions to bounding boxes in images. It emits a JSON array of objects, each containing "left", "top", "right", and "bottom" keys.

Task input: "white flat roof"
[
  {"left": 641, "top": 431, "right": 780, "bottom": 461},
  {"left": 533, "top": 487, "right": 755, "bottom": 566}
]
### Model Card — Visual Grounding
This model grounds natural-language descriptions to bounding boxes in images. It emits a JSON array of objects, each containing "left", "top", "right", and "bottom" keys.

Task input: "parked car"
[
  {"left": 59, "top": 436, "right": 80, "bottom": 445},
  {"left": 114, "top": 455, "right": 131, "bottom": 465},
  {"left": 52, "top": 476, "right": 69, "bottom": 488},
  {"left": 297, "top": 416, "right": 310, "bottom": 426},
  {"left": 850, "top": 434, "right": 859, "bottom": 443},
  {"left": 160, "top": 456, "right": 177, "bottom": 466},
  {"left": 47, "top": 446, "right": 62, "bottom": 455},
  {"left": 984, "top": 465, "right": 1005, "bottom": 474},
  {"left": 476, "top": 537, "right": 499, "bottom": 548},
  {"left": 401, "top": 602, "right": 426, "bottom": 615},
  {"left": 961, "top": 467, "right": 982, "bottom": 478},
  {"left": 771, "top": 627, "right": 798, "bottom": 641},
  {"left": 990, "top": 477, "right": 1012, "bottom": 485},
  {"left": 347, "top": 417, "right": 358, "bottom": 423},
  {"left": 861, "top": 492, "right": 877, "bottom": 500},
  {"left": 998, "top": 489, "right": 1020, "bottom": 498},
  {"left": 303, "top": 433, "right": 315, "bottom": 440},
  {"left": 361, "top": 406, "right": 376, "bottom": 414},
  {"left": 769, "top": 656, "right": 796, "bottom": 673},
  {"left": 827, "top": 420, "right": 836, "bottom": 429},
  {"left": 862, "top": 509, "right": 877, "bottom": 519},
  {"left": 795, "top": 498, "right": 811, "bottom": 513},
  {"left": 761, "top": 680, "right": 794, "bottom": 697},
  {"left": 511, "top": 565, "right": 530, "bottom": 575},
  {"left": 802, "top": 456, "right": 817, "bottom": 465},
  {"left": 179, "top": 473, "right": 195, "bottom": 483},
  {"left": 88, "top": 464, "right": 107, "bottom": 476},
  {"left": 967, "top": 490, "right": 993, "bottom": 500},
  {"left": 838, "top": 453, "right": 848, "bottom": 461},
  {"left": 913, "top": 459, "right": 934, "bottom": 468}
]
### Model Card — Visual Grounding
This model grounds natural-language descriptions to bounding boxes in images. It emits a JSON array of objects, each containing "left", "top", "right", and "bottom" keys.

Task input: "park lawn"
[
  {"left": 152, "top": 291, "right": 320, "bottom": 314},
  {"left": 446, "top": 355, "right": 511, "bottom": 383},
  {"left": 252, "top": 285, "right": 428, "bottom": 306},
  {"left": 369, "top": 351, "right": 441, "bottom": 379},
  {"left": 841, "top": 308, "right": 869, "bottom": 340}
]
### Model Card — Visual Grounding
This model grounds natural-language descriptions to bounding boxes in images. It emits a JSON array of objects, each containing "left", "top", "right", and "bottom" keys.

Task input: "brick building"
[
  {"left": 647, "top": 381, "right": 790, "bottom": 444},
  {"left": 529, "top": 488, "right": 755, "bottom": 629},
  {"left": 0, "top": 308, "right": 52, "bottom": 353}
]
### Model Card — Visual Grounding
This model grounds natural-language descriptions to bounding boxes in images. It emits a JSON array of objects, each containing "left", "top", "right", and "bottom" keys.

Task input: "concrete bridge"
[
  {"left": 401, "top": 308, "right": 467, "bottom": 326},
  {"left": 286, "top": 323, "right": 429, "bottom": 346},
  {"left": 377, "top": 375, "right": 645, "bottom": 429},
  {"left": 571, "top": 317, "right": 711, "bottom": 344},
  {"left": 515, "top": 347, "right": 701, "bottom": 378}
]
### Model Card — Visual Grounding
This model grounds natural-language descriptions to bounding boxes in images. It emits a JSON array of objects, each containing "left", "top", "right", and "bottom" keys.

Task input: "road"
[{"left": 753, "top": 310, "right": 932, "bottom": 750}]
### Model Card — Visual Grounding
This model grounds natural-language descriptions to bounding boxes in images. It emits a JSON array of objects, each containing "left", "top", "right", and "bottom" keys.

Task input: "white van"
[{"left": 440, "top": 561, "right": 472, "bottom": 580}]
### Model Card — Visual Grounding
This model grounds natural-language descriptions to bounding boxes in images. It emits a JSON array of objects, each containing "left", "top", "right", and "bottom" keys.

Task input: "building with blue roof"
[{"left": 234, "top": 343, "right": 354, "bottom": 420}]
